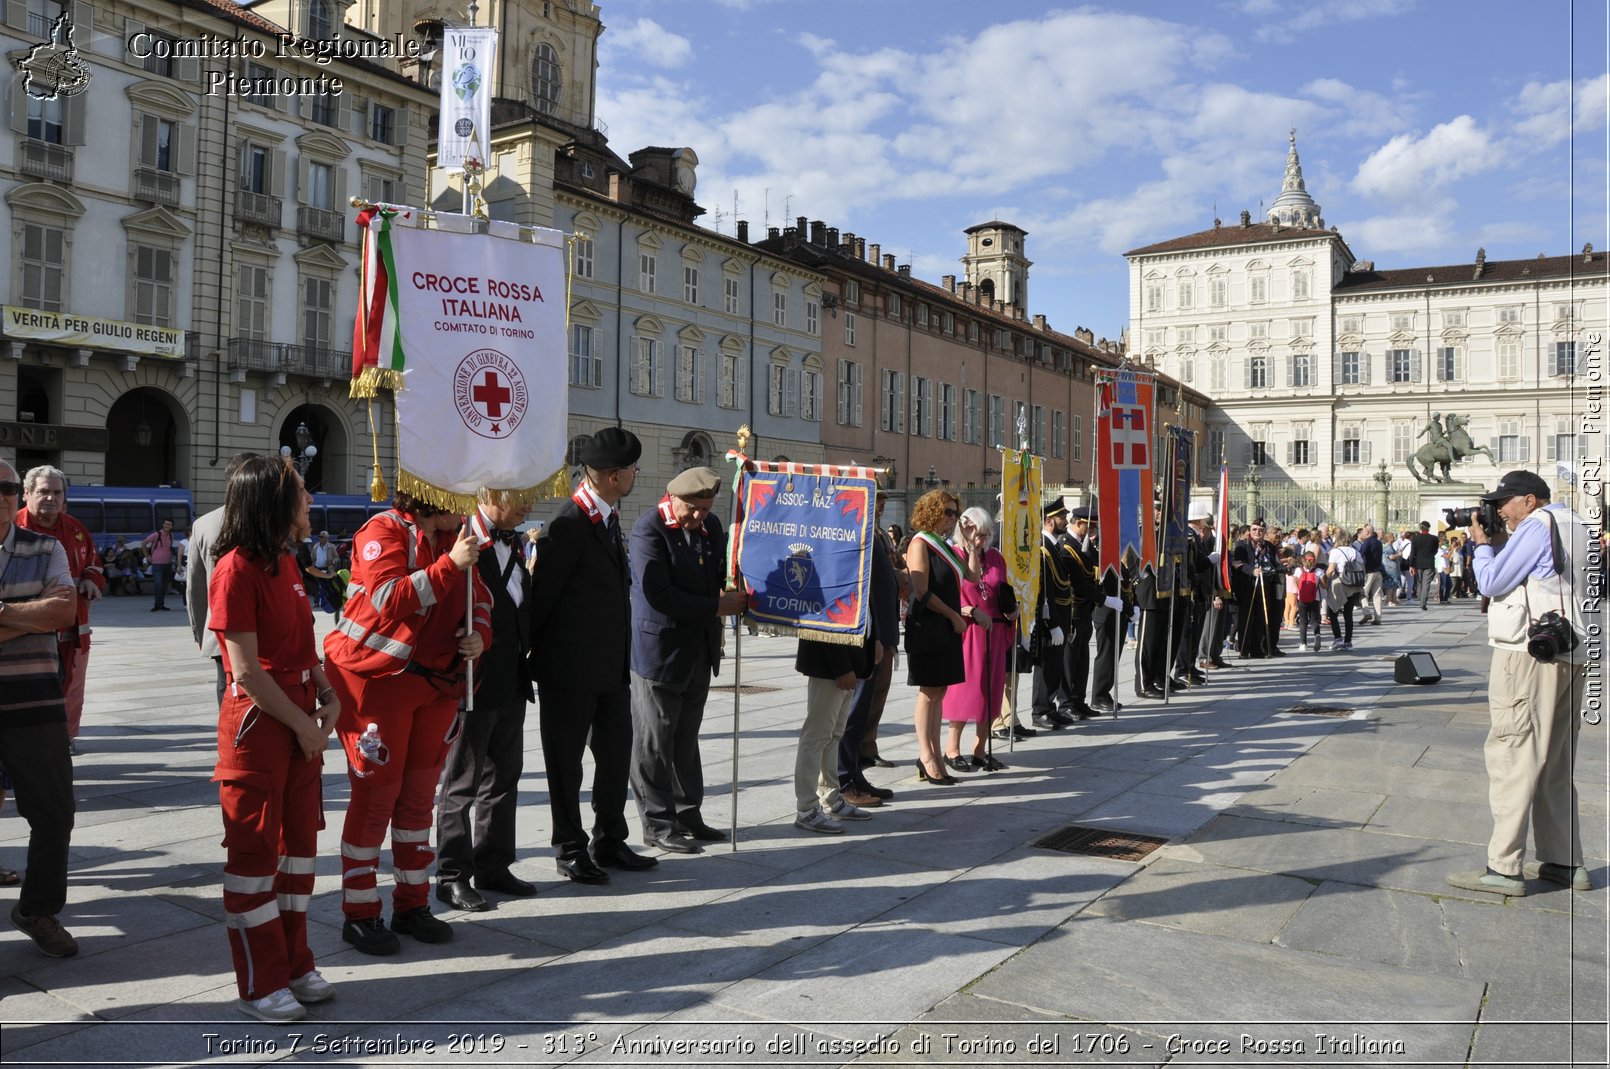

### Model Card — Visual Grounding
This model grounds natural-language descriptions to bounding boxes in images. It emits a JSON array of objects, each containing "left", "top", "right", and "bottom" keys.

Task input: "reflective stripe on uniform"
[
  {"left": 341, "top": 841, "right": 382, "bottom": 861},
  {"left": 393, "top": 867, "right": 430, "bottom": 885},
  {"left": 344, "top": 865, "right": 379, "bottom": 880},
  {"left": 332, "top": 615, "right": 415, "bottom": 660},
  {"left": 391, "top": 826, "right": 430, "bottom": 843},
  {"left": 278, "top": 855, "right": 316, "bottom": 874},
  {"left": 223, "top": 872, "right": 276, "bottom": 894},
  {"left": 342, "top": 887, "right": 381, "bottom": 904},
  {"left": 276, "top": 893, "right": 312, "bottom": 913},
  {"left": 225, "top": 901, "right": 280, "bottom": 929},
  {"left": 409, "top": 570, "right": 437, "bottom": 607}
]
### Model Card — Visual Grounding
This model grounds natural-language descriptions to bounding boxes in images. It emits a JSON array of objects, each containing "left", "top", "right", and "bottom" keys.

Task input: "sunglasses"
[
  {"left": 943, "top": 508, "right": 959, "bottom": 517},
  {"left": 0, "top": 481, "right": 19, "bottom": 497}
]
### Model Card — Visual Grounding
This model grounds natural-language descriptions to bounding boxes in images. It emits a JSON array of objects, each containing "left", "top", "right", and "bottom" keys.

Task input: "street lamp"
[{"left": 281, "top": 421, "right": 317, "bottom": 479}]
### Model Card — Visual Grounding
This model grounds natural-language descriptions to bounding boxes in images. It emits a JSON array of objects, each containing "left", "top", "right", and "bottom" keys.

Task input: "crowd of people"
[{"left": 0, "top": 445, "right": 1597, "bottom": 1028}]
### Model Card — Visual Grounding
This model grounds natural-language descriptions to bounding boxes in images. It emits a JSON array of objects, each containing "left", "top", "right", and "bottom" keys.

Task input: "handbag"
[
  {"left": 997, "top": 583, "right": 1017, "bottom": 618},
  {"left": 902, "top": 594, "right": 952, "bottom": 656}
]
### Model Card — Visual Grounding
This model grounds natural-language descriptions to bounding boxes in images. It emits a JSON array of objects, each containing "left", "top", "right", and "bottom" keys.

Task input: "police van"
[{"left": 67, "top": 486, "right": 194, "bottom": 548}]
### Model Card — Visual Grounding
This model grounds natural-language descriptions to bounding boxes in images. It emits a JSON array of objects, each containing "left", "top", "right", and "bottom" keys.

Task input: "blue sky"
[{"left": 592, "top": 1, "right": 1608, "bottom": 342}]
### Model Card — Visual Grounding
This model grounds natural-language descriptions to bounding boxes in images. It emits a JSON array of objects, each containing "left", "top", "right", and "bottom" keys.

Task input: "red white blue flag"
[{"left": 1096, "top": 370, "right": 1156, "bottom": 578}]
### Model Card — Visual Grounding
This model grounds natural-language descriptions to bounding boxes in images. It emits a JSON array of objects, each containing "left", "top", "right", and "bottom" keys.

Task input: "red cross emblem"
[
  {"left": 453, "top": 349, "right": 528, "bottom": 440},
  {"left": 1109, "top": 404, "right": 1149, "bottom": 469}
]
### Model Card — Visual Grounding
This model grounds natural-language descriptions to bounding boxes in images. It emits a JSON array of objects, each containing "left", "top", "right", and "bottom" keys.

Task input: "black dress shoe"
[
  {"left": 1140, "top": 687, "right": 1166, "bottom": 699},
  {"left": 1187, "top": 670, "right": 1209, "bottom": 685},
  {"left": 593, "top": 844, "right": 658, "bottom": 871},
  {"left": 678, "top": 821, "right": 729, "bottom": 843},
  {"left": 857, "top": 783, "right": 895, "bottom": 800},
  {"left": 1031, "top": 714, "right": 1066, "bottom": 731},
  {"left": 1168, "top": 676, "right": 1194, "bottom": 691},
  {"left": 1050, "top": 709, "right": 1079, "bottom": 727},
  {"left": 1089, "top": 697, "right": 1115, "bottom": 713},
  {"left": 1210, "top": 659, "right": 1232, "bottom": 669},
  {"left": 648, "top": 833, "right": 701, "bottom": 854},
  {"left": 476, "top": 869, "right": 537, "bottom": 897},
  {"left": 1074, "top": 705, "right": 1099, "bottom": 720},
  {"left": 436, "top": 879, "right": 489, "bottom": 912},
  {"left": 945, "top": 754, "right": 977, "bottom": 773},
  {"left": 555, "top": 856, "right": 609, "bottom": 884}
]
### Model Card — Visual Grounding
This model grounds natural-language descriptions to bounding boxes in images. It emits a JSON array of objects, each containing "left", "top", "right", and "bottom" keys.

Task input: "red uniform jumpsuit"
[
  {"left": 209, "top": 549, "right": 322, "bottom": 1001},
  {"left": 324, "top": 510, "right": 491, "bottom": 922},
  {"left": 16, "top": 509, "right": 103, "bottom": 739}
]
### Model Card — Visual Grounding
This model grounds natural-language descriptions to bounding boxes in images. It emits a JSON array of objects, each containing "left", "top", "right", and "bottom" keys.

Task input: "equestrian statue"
[{"left": 1405, "top": 412, "right": 1493, "bottom": 483}]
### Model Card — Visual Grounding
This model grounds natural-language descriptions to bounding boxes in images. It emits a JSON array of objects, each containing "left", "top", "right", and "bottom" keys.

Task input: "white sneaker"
[
  {"left": 238, "top": 988, "right": 306, "bottom": 1023},
  {"left": 1298, "top": 643, "right": 1311, "bottom": 652},
  {"left": 794, "top": 808, "right": 844, "bottom": 834},
  {"left": 289, "top": 969, "right": 336, "bottom": 1004},
  {"left": 828, "top": 800, "right": 872, "bottom": 821}
]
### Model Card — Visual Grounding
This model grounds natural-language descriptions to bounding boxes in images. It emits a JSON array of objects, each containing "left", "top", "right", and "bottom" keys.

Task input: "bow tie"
[{"left": 490, "top": 528, "right": 519, "bottom": 546}]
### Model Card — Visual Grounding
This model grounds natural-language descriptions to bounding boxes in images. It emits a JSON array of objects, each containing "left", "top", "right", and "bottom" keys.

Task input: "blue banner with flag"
[{"left": 733, "top": 468, "right": 875, "bottom": 644}]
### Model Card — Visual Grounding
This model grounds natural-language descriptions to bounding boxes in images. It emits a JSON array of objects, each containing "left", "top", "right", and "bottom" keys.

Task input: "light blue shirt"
[{"left": 1471, "top": 503, "right": 1569, "bottom": 598}]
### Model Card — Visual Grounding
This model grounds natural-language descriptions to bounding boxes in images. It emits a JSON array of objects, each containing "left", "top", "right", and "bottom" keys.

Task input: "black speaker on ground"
[{"left": 1394, "top": 651, "right": 1442, "bottom": 684}]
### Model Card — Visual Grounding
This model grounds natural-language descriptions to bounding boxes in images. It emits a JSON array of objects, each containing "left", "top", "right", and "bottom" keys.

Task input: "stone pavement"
[{"left": 0, "top": 594, "right": 1604, "bottom": 1067}]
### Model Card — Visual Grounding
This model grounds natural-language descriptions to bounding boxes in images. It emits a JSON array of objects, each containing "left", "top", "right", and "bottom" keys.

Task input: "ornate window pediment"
[
  {"left": 1206, "top": 341, "right": 1230, "bottom": 355},
  {"left": 768, "top": 345, "right": 791, "bottom": 364},
  {"left": 1247, "top": 337, "right": 1271, "bottom": 353},
  {"left": 1387, "top": 330, "right": 1417, "bottom": 346},
  {"left": 7, "top": 183, "right": 85, "bottom": 220},
  {"left": 634, "top": 314, "right": 665, "bottom": 335},
  {"left": 1440, "top": 327, "right": 1468, "bottom": 343},
  {"left": 125, "top": 80, "right": 196, "bottom": 119},
  {"left": 637, "top": 231, "right": 662, "bottom": 250},
  {"left": 570, "top": 299, "right": 603, "bottom": 322},
  {"left": 677, "top": 323, "right": 706, "bottom": 344},
  {"left": 122, "top": 206, "right": 190, "bottom": 240},
  {"left": 293, "top": 242, "right": 346, "bottom": 270},
  {"left": 1334, "top": 331, "right": 1364, "bottom": 348},
  {"left": 719, "top": 334, "right": 744, "bottom": 354},
  {"left": 294, "top": 129, "right": 351, "bottom": 161}
]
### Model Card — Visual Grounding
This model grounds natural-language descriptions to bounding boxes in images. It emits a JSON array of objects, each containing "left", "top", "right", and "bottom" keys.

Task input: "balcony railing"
[
  {"left": 233, "top": 189, "right": 282, "bottom": 228},
  {"left": 297, "top": 205, "right": 344, "bottom": 243},
  {"left": 133, "top": 167, "right": 181, "bottom": 207},
  {"left": 19, "top": 139, "right": 73, "bottom": 182},
  {"left": 227, "top": 337, "right": 350, "bottom": 381}
]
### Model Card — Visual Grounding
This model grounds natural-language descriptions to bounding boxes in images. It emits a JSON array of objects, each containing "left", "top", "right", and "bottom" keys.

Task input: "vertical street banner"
[
  {"left": 437, "top": 27, "right": 497, "bottom": 170},
  {"left": 730, "top": 461, "right": 877, "bottom": 644},
  {"left": 1095, "top": 370, "right": 1156, "bottom": 577},
  {"left": 1000, "top": 447, "right": 1042, "bottom": 643},
  {"left": 1159, "top": 425, "right": 1194, "bottom": 588},
  {"left": 351, "top": 210, "right": 570, "bottom": 510}
]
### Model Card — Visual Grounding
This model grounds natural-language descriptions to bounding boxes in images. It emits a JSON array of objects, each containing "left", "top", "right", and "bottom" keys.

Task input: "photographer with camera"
[{"left": 1446, "top": 470, "right": 1593, "bottom": 898}]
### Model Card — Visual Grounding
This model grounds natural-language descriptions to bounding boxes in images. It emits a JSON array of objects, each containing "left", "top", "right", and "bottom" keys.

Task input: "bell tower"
[{"left": 961, "top": 221, "right": 1032, "bottom": 310}]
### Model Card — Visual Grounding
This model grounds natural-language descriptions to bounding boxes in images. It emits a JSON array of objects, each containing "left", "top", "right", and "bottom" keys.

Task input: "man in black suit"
[
  {"left": 628, "top": 467, "right": 748, "bottom": 854},
  {"left": 1231, "top": 518, "right": 1285, "bottom": 658},
  {"left": 528, "top": 428, "right": 655, "bottom": 884},
  {"left": 1086, "top": 511, "right": 1133, "bottom": 714},
  {"left": 1028, "top": 500, "right": 1073, "bottom": 731},
  {"left": 1408, "top": 520, "right": 1440, "bottom": 610},
  {"left": 1060, "top": 507, "right": 1102, "bottom": 718},
  {"left": 435, "top": 489, "right": 536, "bottom": 912},
  {"left": 1176, "top": 501, "right": 1216, "bottom": 682}
]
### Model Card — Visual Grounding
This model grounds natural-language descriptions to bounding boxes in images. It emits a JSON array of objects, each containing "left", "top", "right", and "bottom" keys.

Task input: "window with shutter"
[{"left": 20, "top": 222, "right": 65, "bottom": 312}]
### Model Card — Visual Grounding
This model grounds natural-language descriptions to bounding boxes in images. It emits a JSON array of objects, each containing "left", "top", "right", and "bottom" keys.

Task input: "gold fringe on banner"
[
  {"left": 365, "top": 398, "right": 389, "bottom": 502},
  {"left": 349, "top": 366, "right": 403, "bottom": 399},
  {"left": 797, "top": 628, "right": 865, "bottom": 646},
  {"left": 397, "top": 466, "right": 575, "bottom": 515}
]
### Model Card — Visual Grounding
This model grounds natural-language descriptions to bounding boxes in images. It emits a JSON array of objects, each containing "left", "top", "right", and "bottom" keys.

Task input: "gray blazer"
[{"left": 185, "top": 505, "right": 224, "bottom": 658}]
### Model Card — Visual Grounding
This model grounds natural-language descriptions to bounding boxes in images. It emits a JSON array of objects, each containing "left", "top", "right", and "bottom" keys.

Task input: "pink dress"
[{"left": 945, "top": 546, "right": 1011, "bottom": 724}]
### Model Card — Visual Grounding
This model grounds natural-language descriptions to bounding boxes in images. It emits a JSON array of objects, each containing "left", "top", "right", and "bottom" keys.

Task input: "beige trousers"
[{"left": 1484, "top": 647, "right": 1586, "bottom": 876}]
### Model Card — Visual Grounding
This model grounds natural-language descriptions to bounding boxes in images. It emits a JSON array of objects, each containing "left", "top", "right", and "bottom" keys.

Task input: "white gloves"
[
  {"left": 1049, "top": 627, "right": 1066, "bottom": 646},
  {"left": 1103, "top": 595, "right": 1123, "bottom": 613}
]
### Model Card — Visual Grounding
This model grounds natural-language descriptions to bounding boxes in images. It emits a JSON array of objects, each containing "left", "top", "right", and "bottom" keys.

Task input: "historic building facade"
[
  {"left": 354, "top": 0, "right": 825, "bottom": 525},
  {"left": 1128, "top": 132, "right": 1604, "bottom": 501},
  {"left": 757, "top": 219, "right": 1210, "bottom": 512},
  {"left": 1, "top": 0, "right": 432, "bottom": 509}
]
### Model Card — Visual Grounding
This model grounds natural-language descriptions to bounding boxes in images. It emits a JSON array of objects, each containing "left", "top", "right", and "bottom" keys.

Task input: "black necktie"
[
  {"left": 492, "top": 528, "right": 518, "bottom": 547},
  {"left": 607, "top": 512, "right": 622, "bottom": 552}
]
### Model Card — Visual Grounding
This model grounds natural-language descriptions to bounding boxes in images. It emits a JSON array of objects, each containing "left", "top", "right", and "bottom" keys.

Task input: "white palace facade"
[{"left": 1127, "top": 133, "right": 1604, "bottom": 501}]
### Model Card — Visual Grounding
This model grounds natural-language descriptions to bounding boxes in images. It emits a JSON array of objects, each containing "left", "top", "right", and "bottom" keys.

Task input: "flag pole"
[
  {"left": 727, "top": 424, "right": 753, "bottom": 851},
  {"left": 1160, "top": 425, "right": 1176, "bottom": 706}
]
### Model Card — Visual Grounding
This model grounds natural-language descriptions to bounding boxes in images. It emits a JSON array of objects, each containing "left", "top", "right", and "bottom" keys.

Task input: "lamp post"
[
  {"left": 281, "top": 421, "right": 318, "bottom": 480},
  {"left": 1372, "top": 459, "right": 1392, "bottom": 533},
  {"left": 872, "top": 455, "right": 896, "bottom": 489}
]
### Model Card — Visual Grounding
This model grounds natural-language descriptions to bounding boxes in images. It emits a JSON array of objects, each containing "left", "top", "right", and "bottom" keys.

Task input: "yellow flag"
[{"left": 1000, "top": 448, "right": 1042, "bottom": 643}]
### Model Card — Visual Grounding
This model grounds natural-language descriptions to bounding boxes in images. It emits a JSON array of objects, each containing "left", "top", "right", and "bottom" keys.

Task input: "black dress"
[{"left": 905, "top": 536, "right": 965, "bottom": 687}]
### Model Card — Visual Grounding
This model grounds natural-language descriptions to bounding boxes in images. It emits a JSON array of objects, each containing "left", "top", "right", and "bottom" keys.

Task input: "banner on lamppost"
[{"left": 437, "top": 27, "right": 497, "bottom": 170}]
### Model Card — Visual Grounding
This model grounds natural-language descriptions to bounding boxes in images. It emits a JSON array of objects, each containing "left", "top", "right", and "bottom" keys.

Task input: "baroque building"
[
  {"left": 1, "top": 0, "right": 432, "bottom": 508},
  {"left": 352, "top": 0, "right": 826, "bottom": 526},
  {"left": 1127, "top": 131, "right": 1604, "bottom": 506},
  {"left": 758, "top": 219, "right": 1209, "bottom": 517}
]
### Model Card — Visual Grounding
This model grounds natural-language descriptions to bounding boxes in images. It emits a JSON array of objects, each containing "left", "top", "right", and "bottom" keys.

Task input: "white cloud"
[
  {"left": 1252, "top": 0, "right": 1414, "bottom": 43},
  {"left": 1300, "top": 78, "right": 1418, "bottom": 139},
  {"left": 1509, "top": 74, "right": 1610, "bottom": 146},
  {"left": 1339, "top": 200, "right": 1458, "bottom": 255},
  {"left": 599, "top": 17, "right": 693, "bottom": 69},
  {"left": 1352, "top": 116, "right": 1502, "bottom": 200}
]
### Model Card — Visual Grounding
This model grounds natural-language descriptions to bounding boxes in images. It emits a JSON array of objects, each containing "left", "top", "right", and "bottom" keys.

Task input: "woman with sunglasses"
[
  {"left": 209, "top": 455, "right": 339, "bottom": 1022},
  {"left": 903, "top": 490, "right": 981, "bottom": 784}
]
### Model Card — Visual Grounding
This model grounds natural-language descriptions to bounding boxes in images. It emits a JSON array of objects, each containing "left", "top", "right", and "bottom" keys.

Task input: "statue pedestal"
[{"left": 1415, "top": 482, "right": 1487, "bottom": 529}]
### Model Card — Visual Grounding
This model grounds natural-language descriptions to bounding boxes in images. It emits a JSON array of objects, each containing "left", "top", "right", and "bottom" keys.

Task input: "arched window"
[
  {"left": 308, "top": 0, "right": 334, "bottom": 39},
  {"left": 531, "top": 43, "right": 561, "bottom": 115}
]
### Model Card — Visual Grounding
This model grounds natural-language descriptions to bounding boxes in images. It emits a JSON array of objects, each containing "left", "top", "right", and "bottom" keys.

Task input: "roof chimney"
[
  {"left": 1033, "top": 313, "right": 1047, "bottom": 330},
  {"left": 842, "top": 231, "right": 856, "bottom": 254},
  {"left": 1239, "top": 209, "right": 1251, "bottom": 227},
  {"left": 854, "top": 238, "right": 865, "bottom": 259},
  {"left": 883, "top": 254, "right": 895, "bottom": 271},
  {"left": 897, "top": 264, "right": 910, "bottom": 277},
  {"left": 826, "top": 227, "right": 839, "bottom": 249},
  {"left": 737, "top": 220, "right": 749, "bottom": 243},
  {"left": 1473, "top": 247, "right": 1486, "bottom": 280},
  {"left": 942, "top": 274, "right": 955, "bottom": 292},
  {"left": 1585, "top": 242, "right": 1596, "bottom": 262},
  {"left": 795, "top": 216, "right": 807, "bottom": 236},
  {"left": 868, "top": 243, "right": 880, "bottom": 264},
  {"left": 810, "top": 220, "right": 826, "bottom": 244},
  {"left": 767, "top": 227, "right": 780, "bottom": 240}
]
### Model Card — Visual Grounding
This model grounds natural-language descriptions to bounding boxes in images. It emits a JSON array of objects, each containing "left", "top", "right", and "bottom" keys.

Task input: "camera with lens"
[
  {"left": 1443, "top": 501, "right": 1501, "bottom": 537},
  {"left": 1526, "top": 610, "right": 1579, "bottom": 664}
]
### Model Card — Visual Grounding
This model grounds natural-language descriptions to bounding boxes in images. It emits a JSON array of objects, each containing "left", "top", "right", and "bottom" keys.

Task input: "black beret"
[{"left": 580, "top": 427, "right": 642, "bottom": 470}]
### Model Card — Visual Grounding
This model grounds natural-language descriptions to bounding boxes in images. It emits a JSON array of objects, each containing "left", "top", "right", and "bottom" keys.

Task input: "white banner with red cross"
[{"left": 384, "top": 215, "right": 569, "bottom": 511}]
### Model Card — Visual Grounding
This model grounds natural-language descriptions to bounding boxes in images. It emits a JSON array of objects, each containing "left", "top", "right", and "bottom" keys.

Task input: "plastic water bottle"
[{"left": 356, "top": 723, "right": 383, "bottom": 762}]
